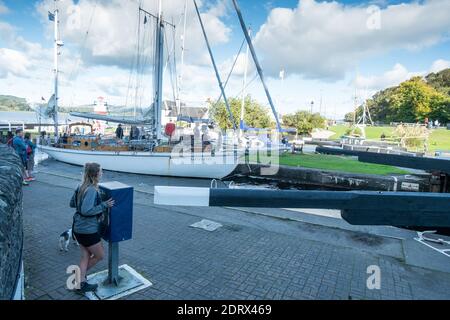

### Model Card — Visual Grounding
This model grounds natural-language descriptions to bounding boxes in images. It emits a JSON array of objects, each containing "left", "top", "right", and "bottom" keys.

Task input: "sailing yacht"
[{"left": 39, "top": 1, "right": 243, "bottom": 179}]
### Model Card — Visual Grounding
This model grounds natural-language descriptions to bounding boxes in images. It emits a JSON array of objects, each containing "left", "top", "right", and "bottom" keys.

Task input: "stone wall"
[{"left": 0, "top": 144, "right": 24, "bottom": 299}]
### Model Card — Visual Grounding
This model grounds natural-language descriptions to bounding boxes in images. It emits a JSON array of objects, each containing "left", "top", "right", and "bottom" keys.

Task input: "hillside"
[
  {"left": 0, "top": 95, "right": 32, "bottom": 111},
  {"left": 0, "top": 95, "right": 99, "bottom": 113},
  {"left": 426, "top": 68, "right": 450, "bottom": 96}
]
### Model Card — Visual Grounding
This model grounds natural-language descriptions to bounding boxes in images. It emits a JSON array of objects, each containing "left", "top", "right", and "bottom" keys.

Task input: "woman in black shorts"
[{"left": 70, "top": 162, "right": 114, "bottom": 293}]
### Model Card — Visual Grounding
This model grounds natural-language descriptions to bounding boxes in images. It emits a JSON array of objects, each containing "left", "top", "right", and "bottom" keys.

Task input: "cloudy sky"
[{"left": 0, "top": 0, "right": 449, "bottom": 119}]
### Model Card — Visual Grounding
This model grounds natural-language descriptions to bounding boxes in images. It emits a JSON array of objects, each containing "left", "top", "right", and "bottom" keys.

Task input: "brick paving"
[{"left": 22, "top": 167, "right": 450, "bottom": 300}]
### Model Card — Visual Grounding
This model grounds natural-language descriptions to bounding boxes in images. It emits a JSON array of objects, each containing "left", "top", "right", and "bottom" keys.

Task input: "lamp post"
[{"left": 310, "top": 101, "right": 314, "bottom": 114}]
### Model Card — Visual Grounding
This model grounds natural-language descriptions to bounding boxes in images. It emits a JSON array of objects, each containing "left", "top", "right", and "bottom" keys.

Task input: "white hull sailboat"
[
  {"left": 39, "top": 145, "right": 239, "bottom": 178},
  {"left": 39, "top": 1, "right": 245, "bottom": 179},
  {"left": 39, "top": 0, "right": 285, "bottom": 179}
]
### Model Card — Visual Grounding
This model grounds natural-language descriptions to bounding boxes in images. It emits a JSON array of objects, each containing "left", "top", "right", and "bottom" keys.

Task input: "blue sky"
[{"left": 0, "top": 0, "right": 449, "bottom": 119}]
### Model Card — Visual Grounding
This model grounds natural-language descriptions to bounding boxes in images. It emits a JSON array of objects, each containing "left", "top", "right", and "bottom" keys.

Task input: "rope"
[
  {"left": 212, "top": 37, "right": 246, "bottom": 107},
  {"left": 124, "top": 7, "right": 142, "bottom": 112},
  {"left": 67, "top": 0, "right": 98, "bottom": 108}
]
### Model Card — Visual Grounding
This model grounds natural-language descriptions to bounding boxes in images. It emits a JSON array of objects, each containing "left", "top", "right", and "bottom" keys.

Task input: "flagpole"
[{"left": 177, "top": 0, "right": 188, "bottom": 116}]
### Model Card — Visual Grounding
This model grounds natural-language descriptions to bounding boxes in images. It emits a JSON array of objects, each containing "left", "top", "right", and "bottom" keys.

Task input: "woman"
[
  {"left": 70, "top": 162, "right": 114, "bottom": 293},
  {"left": 6, "top": 131, "right": 14, "bottom": 147}
]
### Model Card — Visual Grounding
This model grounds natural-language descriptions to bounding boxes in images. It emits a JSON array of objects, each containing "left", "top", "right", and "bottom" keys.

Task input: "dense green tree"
[
  {"left": 389, "top": 77, "right": 436, "bottom": 122},
  {"left": 362, "top": 68, "right": 450, "bottom": 124},
  {"left": 429, "top": 95, "right": 450, "bottom": 123},
  {"left": 282, "top": 111, "right": 326, "bottom": 135},
  {"left": 208, "top": 95, "right": 274, "bottom": 130}
]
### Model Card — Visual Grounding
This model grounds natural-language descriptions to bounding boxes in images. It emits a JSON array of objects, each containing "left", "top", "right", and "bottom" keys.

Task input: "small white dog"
[{"left": 59, "top": 228, "right": 79, "bottom": 251}]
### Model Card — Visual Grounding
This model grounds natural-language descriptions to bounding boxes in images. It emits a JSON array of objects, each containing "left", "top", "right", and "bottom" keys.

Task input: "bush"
[
  {"left": 282, "top": 111, "right": 326, "bottom": 135},
  {"left": 345, "top": 127, "right": 363, "bottom": 137},
  {"left": 393, "top": 124, "right": 429, "bottom": 151}
]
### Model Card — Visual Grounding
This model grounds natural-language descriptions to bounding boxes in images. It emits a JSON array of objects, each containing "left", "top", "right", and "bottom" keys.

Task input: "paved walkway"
[{"left": 22, "top": 159, "right": 450, "bottom": 300}]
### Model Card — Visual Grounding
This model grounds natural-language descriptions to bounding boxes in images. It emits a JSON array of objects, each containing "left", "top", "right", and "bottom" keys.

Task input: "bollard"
[
  {"left": 84, "top": 181, "right": 151, "bottom": 300},
  {"left": 108, "top": 242, "right": 119, "bottom": 286}
]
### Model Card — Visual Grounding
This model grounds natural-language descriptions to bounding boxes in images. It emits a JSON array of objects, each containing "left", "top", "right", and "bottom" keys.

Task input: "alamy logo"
[
  {"left": 66, "top": 265, "right": 81, "bottom": 290},
  {"left": 366, "top": 265, "right": 381, "bottom": 289}
]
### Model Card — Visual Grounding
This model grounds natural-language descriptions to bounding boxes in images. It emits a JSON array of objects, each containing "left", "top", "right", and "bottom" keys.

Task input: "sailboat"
[{"left": 39, "top": 1, "right": 244, "bottom": 179}]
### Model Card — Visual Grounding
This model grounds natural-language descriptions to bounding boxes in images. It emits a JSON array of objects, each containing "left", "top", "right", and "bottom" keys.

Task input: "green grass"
[
  {"left": 329, "top": 125, "right": 348, "bottom": 139},
  {"left": 329, "top": 125, "right": 394, "bottom": 140},
  {"left": 279, "top": 153, "right": 410, "bottom": 175},
  {"left": 330, "top": 125, "right": 450, "bottom": 153},
  {"left": 429, "top": 128, "right": 450, "bottom": 152}
]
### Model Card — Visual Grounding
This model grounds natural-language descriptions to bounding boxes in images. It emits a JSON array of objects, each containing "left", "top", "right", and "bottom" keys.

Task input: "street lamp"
[{"left": 310, "top": 101, "right": 314, "bottom": 114}]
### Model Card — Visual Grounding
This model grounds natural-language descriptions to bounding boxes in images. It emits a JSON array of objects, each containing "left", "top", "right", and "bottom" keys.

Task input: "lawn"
[
  {"left": 429, "top": 128, "right": 450, "bottom": 152},
  {"left": 329, "top": 125, "right": 394, "bottom": 140},
  {"left": 279, "top": 153, "right": 410, "bottom": 175},
  {"left": 330, "top": 125, "right": 450, "bottom": 153}
]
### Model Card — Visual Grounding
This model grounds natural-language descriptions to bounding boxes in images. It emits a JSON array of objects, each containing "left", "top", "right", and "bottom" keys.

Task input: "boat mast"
[
  {"left": 53, "top": 1, "right": 60, "bottom": 138},
  {"left": 193, "top": 0, "right": 236, "bottom": 130},
  {"left": 153, "top": 0, "right": 164, "bottom": 140},
  {"left": 177, "top": 0, "right": 188, "bottom": 115},
  {"left": 231, "top": 0, "right": 281, "bottom": 132},
  {"left": 239, "top": 28, "right": 251, "bottom": 138}
]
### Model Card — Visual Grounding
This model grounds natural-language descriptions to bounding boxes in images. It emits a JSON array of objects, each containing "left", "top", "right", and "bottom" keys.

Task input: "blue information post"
[{"left": 99, "top": 181, "right": 133, "bottom": 286}]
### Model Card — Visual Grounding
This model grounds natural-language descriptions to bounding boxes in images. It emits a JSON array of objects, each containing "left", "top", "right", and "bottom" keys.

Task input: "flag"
[
  {"left": 144, "top": 15, "right": 148, "bottom": 24},
  {"left": 48, "top": 11, "right": 55, "bottom": 21}
]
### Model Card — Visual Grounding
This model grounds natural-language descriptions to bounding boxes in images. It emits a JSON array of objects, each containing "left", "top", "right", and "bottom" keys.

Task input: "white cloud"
[
  {"left": 429, "top": 59, "right": 450, "bottom": 73},
  {"left": 355, "top": 59, "right": 450, "bottom": 92},
  {"left": 354, "top": 63, "right": 422, "bottom": 91},
  {"left": 93, "top": 74, "right": 130, "bottom": 98},
  {"left": 0, "top": 1, "right": 9, "bottom": 15},
  {"left": 254, "top": 0, "right": 450, "bottom": 80},
  {"left": 35, "top": 0, "right": 231, "bottom": 69},
  {"left": 0, "top": 48, "right": 31, "bottom": 78}
]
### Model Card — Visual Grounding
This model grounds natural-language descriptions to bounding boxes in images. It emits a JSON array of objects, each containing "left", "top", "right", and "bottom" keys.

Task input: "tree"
[
  {"left": 429, "top": 95, "right": 450, "bottom": 123},
  {"left": 282, "top": 111, "right": 326, "bottom": 135},
  {"left": 208, "top": 95, "right": 274, "bottom": 130},
  {"left": 389, "top": 77, "right": 437, "bottom": 122},
  {"left": 344, "top": 112, "right": 355, "bottom": 123},
  {"left": 363, "top": 68, "right": 450, "bottom": 124}
]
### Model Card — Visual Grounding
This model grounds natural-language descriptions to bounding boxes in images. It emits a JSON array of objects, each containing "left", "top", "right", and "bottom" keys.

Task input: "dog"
[{"left": 59, "top": 228, "right": 79, "bottom": 251}]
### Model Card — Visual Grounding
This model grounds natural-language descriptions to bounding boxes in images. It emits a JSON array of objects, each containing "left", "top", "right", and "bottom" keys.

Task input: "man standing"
[
  {"left": 12, "top": 128, "right": 32, "bottom": 185},
  {"left": 24, "top": 132, "right": 36, "bottom": 179},
  {"left": 115, "top": 124, "right": 124, "bottom": 139}
]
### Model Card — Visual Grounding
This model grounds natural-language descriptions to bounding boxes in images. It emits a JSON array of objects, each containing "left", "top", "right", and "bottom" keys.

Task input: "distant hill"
[
  {"left": 0, "top": 96, "right": 100, "bottom": 114},
  {"left": 0, "top": 95, "right": 32, "bottom": 111},
  {"left": 426, "top": 68, "right": 450, "bottom": 96}
]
